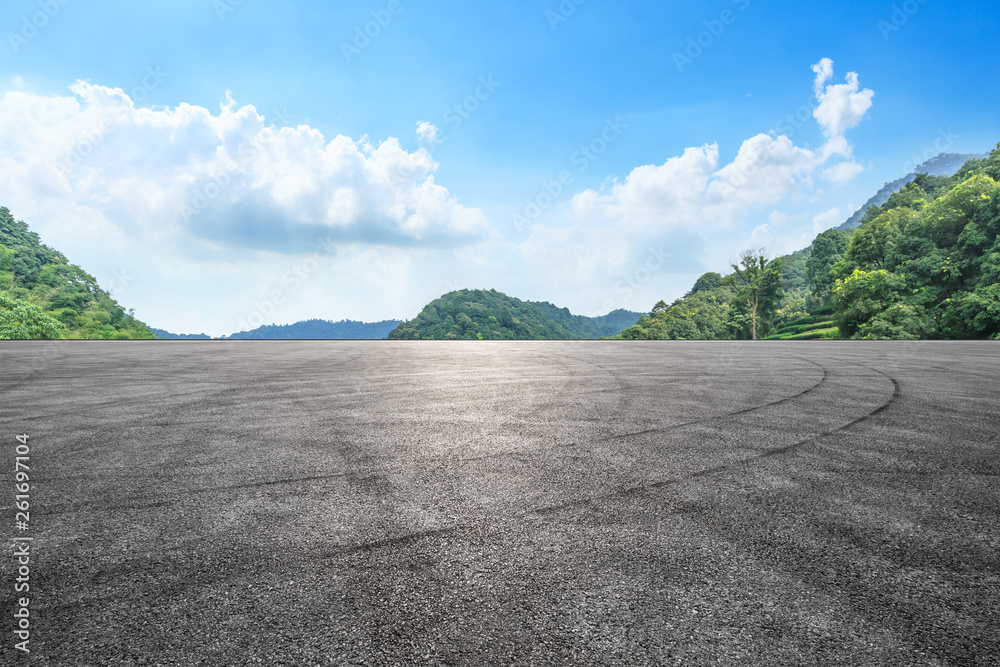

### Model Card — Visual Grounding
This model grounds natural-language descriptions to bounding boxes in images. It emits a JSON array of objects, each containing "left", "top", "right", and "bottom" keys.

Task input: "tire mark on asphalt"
[
  {"left": 303, "top": 356, "right": 856, "bottom": 550},
  {"left": 533, "top": 361, "right": 900, "bottom": 515},
  {"left": 59, "top": 360, "right": 897, "bottom": 558},
  {"left": 24, "top": 350, "right": 891, "bottom": 561},
  {"left": 313, "top": 359, "right": 892, "bottom": 553},
  {"left": 34, "top": 472, "right": 360, "bottom": 516},
  {"left": 322, "top": 526, "right": 458, "bottom": 557},
  {"left": 614, "top": 355, "right": 829, "bottom": 439},
  {"left": 696, "top": 367, "right": 899, "bottom": 471}
]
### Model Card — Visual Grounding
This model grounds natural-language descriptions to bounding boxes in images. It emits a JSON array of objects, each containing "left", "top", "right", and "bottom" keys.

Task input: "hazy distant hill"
[
  {"left": 151, "top": 328, "right": 212, "bottom": 340},
  {"left": 387, "top": 289, "right": 642, "bottom": 340},
  {"left": 837, "top": 153, "right": 984, "bottom": 231},
  {"left": 224, "top": 318, "right": 404, "bottom": 340}
]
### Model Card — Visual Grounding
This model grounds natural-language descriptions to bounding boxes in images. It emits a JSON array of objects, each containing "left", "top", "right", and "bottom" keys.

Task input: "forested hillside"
[
  {"left": 225, "top": 319, "right": 404, "bottom": 340},
  {"left": 6, "top": 145, "right": 998, "bottom": 342},
  {"left": 388, "top": 289, "right": 641, "bottom": 340},
  {"left": 0, "top": 207, "right": 155, "bottom": 339},
  {"left": 836, "top": 153, "right": 983, "bottom": 231},
  {"left": 618, "top": 145, "right": 1000, "bottom": 340}
]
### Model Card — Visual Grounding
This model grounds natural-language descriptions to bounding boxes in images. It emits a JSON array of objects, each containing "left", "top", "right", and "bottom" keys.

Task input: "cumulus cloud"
[
  {"left": 570, "top": 145, "right": 719, "bottom": 227},
  {"left": 706, "top": 134, "right": 819, "bottom": 205},
  {"left": 812, "top": 57, "right": 875, "bottom": 139},
  {"left": 0, "top": 81, "right": 489, "bottom": 252},
  {"left": 0, "top": 59, "right": 876, "bottom": 334},
  {"left": 563, "top": 59, "right": 871, "bottom": 244},
  {"left": 518, "top": 58, "right": 874, "bottom": 299}
]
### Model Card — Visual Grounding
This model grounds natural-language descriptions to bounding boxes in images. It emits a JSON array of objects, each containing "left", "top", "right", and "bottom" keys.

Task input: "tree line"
[{"left": 618, "top": 145, "right": 1000, "bottom": 340}]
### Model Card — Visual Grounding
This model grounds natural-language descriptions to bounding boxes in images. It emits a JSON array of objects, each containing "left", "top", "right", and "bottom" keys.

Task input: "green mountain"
[
  {"left": 618, "top": 144, "right": 1000, "bottom": 341},
  {"left": 836, "top": 153, "right": 984, "bottom": 231},
  {"left": 387, "top": 289, "right": 641, "bottom": 340},
  {"left": 224, "top": 319, "right": 403, "bottom": 340},
  {"left": 0, "top": 207, "right": 155, "bottom": 340}
]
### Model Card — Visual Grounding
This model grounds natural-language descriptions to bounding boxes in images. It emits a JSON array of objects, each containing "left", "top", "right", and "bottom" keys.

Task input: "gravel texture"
[{"left": 1, "top": 340, "right": 998, "bottom": 665}]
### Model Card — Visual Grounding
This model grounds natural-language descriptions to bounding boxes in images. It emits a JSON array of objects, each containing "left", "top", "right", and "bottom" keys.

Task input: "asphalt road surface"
[{"left": 1, "top": 341, "right": 999, "bottom": 666}]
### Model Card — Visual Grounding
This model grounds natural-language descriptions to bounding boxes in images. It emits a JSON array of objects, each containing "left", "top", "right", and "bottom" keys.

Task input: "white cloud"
[
  {"left": 706, "top": 133, "right": 819, "bottom": 206},
  {"left": 812, "top": 58, "right": 875, "bottom": 139},
  {"left": 0, "top": 81, "right": 489, "bottom": 251},
  {"left": 811, "top": 58, "right": 835, "bottom": 93},
  {"left": 416, "top": 121, "right": 440, "bottom": 144},
  {"left": 570, "top": 145, "right": 718, "bottom": 227},
  {"left": 517, "top": 58, "right": 875, "bottom": 302},
  {"left": 0, "top": 59, "right": 876, "bottom": 335}
]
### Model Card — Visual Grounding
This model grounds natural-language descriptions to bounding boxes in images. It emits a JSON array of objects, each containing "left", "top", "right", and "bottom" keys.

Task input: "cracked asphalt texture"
[{"left": 1, "top": 340, "right": 999, "bottom": 666}]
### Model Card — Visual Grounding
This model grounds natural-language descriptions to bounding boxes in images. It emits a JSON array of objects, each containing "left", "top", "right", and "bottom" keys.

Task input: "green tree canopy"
[
  {"left": 725, "top": 249, "right": 784, "bottom": 340},
  {"left": 685, "top": 272, "right": 723, "bottom": 297},
  {"left": 0, "top": 292, "right": 65, "bottom": 339},
  {"left": 806, "top": 228, "right": 852, "bottom": 303},
  {"left": 0, "top": 207, "right": 156, "bottom": 339}
]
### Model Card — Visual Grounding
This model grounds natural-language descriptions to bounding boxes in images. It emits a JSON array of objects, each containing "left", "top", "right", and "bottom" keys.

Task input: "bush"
[{"left": 0, "top": 292, "right": 64, "bottom": 339}]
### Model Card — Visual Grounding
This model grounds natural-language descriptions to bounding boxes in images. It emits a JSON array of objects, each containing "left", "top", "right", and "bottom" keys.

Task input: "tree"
[
  {"left": 0, "top": 292, "right": 64, "bottom": 339},
  {"left": 806, "top": 228, "right": 851, "bottom": 304},
  {"left": 651, "top": 300, "right": 668, "bottom": 315},
  {"left": 726, "top": 249, "right": 784, "bottom": 340},
  {"left": 941, "top": 284, "right": 1000, "bottom": 339},
  {"left": 840, "top": 207, "right": 912, "bottom": 273},
  {"left": 832, "top": 269, "right": 909, "bottom": 338},
  {"left": 685, "top": 272, "right": 723, "bottom": 297}
]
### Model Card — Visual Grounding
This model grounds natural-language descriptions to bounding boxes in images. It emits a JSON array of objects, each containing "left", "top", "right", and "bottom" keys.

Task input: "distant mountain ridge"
[
  {"left": 154, "top": 319, "right": 404, "bottom": 340},
  {"left": 225, "top": 319, "right": 403, "bottom": 340},
  {"left": 151, "top": 328, "right": 212, "bottom": 340},
  {"left": 388, "top": 289, "right": 642, "bottom": 340},
  {"left": 837, "top": 153, "right": 985, "bottom": 231}
]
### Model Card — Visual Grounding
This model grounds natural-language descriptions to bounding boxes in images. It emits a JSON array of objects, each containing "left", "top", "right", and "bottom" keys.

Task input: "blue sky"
[{"left": 1, "top": 0, "right": 997, "bottom": 335}]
